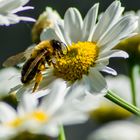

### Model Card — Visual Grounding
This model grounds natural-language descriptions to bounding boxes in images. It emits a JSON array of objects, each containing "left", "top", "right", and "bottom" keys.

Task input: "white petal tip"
[
  {"left": 20, "top": 17, "right": 36, "bottom": 22},
  {"left": 22, "top": 6, "right": 35, "bottom": 10},
  {"left": 102, "top": 67, "right": 117, "bottom": 76},
  {"left": 123, "top": 53, "right": 129, "bottom": 59},
  {"left": 113, "top": 71, "right": 117, "bottom": 76},
  {"left": 94, "top": 3, "right": 99, "bottom": 7},
  {"left": 108, "top": 70, "right": 117, "bottom": 76}
]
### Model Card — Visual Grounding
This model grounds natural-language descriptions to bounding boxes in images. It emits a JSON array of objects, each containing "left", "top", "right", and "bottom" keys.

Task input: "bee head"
[{"left": 51, "top": 39, "right": 67, "bottom": 55}]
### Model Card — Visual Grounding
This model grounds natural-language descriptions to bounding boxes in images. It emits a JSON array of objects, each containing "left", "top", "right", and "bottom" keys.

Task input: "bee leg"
[
  {"left": 32, "top": 61, "right": 46, "bottom": 93},
  {"left": 32, "top": 71, "right": 42, "bottom": 93}
]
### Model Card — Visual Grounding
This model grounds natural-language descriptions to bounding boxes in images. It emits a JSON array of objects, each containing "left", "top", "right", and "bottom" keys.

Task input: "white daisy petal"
[
  {"left": 0, "top": 68, "right": 21, "bottom": 96},
  {"left": 18, "top": 94, "right": 38, "bottom": 115},
  {"left": 94, "top": 61, "right": 108, "bottom": 71},
  {"left": 100, "top": 32, "right": 137, "bottom": 53},
  {"left": 64, "top": 84, "right": 85, "bottom": 102},
  {"left": 18, "top": 16, "right": 36, "bottom": 22},
  {"left": 52, "top": 110, "right": 88, "bottom": 125},
  {"left": 73, "top": 93, "right": 103, "bottom": 112},
  {"left": 92, "top": 1, "right": 124, "bottom": 42},
  {"left": 54, "top": 22, "right": 71, "bottom": 45},
  {"left": 0, "top": 15, "right": 9, "bottom": 25},
  {"left": 88, "top": 121, "right": 140, "bottom": 140},
  {"left": 16, "top": 87, "right": 29, "bottom": 101},
  {"left": 41, "top": 23, "right": 68, "bottom": 45},
  {"left": 98, "top": 50, "right": 129, "bottom": 62},
  {"left": 54, "top": 21, "right": 72, "bottom": 45},
  {"left": 104, "top": 35, "right": 136, "bottom": 52},
  {"left": 11, "top": 6, "right": 34, "bottom": 13},
  {"left": 32, "top": 89, "right": 50, "bottom": 99},
  {"left": 106, "top": 75, "right": 132, "bottom": 103},
  {"left": 82, "top": 3, "right": 99, "bottom": 41},
  {"left": 83, "top": 68, "right": 107, "bottom": 93},
  {"left": 0, "top": 0, "right": 34, "bottom": 25},
  {"left": 99, "top": 39, "right": 120, "bottom": 54},
  {"left": 101, "top": 66, "right": 117, "bottom": 75},
  {"left": 0, "top": 0, "right": 21, "bottom": 12},
  {"left": 3, "top": 14, "right": 20, "bottom": 24},
  {"left": 42, "top": 124, "right": 59, "bottom": 137},
  {"left": 40, "top": 79, "right": 67, "bottom": 115},
  {"left": 98, "top": 15, "right": 138, "bottom": 48},
  {"left": 40, "top": 28, "right": 62, "bottom": 42},
  {"left": 64, "top": 7, "right": 83, "bottom": 43},
  {"left": 0, "top": 102, "right": 17, "bottom": 122},
  {"left": 121, "top": 32, "right": 138, "bottom": 40},
  {"left": 0, "top": 126, "right": 16, "bottom": 139}
]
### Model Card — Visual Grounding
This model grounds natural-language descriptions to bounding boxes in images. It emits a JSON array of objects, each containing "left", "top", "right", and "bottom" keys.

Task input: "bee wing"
[
  {"left": 3, "top": 52, "right": 26, "bottom": 67},
  {"left": 3, "top": 45, "right": 35, "bottom": 67},
  {"left": 24, "top": 44, "right": 35, "bottom": 59}
]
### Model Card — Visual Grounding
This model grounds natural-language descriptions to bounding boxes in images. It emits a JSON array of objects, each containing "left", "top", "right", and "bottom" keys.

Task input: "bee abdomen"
[{"left": 21, "top": 58, "right": 39, "bottom": 83}]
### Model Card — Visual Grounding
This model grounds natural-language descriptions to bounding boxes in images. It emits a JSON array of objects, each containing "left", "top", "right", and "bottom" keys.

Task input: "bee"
[{"left": 3, "top": 39, "right": 67, "bottom": 92}]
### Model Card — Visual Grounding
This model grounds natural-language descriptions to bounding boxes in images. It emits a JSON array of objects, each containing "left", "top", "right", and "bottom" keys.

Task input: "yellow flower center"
[
  {"left": 6, "top": 118, "right": 23, "bottom": 128},
  {"left": 53, "top": 41, "right": 99, "bottom": 82},
  {"left": 4, "top": 111, "right": 48, "bottom": 128},
  {"left": 31, "top": 111, "right": 48, "bottom": 122}
]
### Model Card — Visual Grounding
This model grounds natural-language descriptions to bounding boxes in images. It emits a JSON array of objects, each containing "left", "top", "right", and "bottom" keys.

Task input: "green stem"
[
  {"left": 105, "top": 90, "right": 140, "bottom": 116},
  {"left": 58, "top": 125, "right": 66, "bottom": 140},
  {"left": 129, "top": 67, "right": 137, "bottom": 106}
]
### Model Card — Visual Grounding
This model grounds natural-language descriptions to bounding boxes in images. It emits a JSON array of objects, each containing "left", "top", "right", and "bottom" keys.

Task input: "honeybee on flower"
[{"left": 12, "top": 1, "right": 138, "bottom": 100}]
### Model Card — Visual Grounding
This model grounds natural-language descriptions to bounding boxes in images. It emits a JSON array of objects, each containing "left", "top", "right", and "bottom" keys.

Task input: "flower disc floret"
[
  {"left": 6, "top": 118, "right": 23, "bottom": 128},
  {"left": 53, "top": 41, "right": 99, "bottom": 82},
  {"left": 30, "top": 111, "right": 48, "bottom": 122}
]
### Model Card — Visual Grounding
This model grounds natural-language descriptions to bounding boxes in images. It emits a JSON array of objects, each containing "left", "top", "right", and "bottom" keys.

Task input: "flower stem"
[
  {"left": 129, "top": 67, "right": 137, "bottom": 106},
  {"left": 58, "top": 125, "right": 66, "bottom": 140},
  {"left": 105, "top": 90, "right": 140, "bottom": 116}
]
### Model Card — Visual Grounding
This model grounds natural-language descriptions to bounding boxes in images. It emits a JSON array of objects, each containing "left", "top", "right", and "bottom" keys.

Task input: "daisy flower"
[
  {"left": 0, "top": 80, "right": 67, "bottom": 139},
  {"left": 88, "top": 121, "right": 140, "bottom": 140},
  {"left": 32, "top": 7, "right": 62, "bottom": 43},
  {"left": 0, "top": 79, "right": 101, "bottom": 139},
  {"left": 15, "top": 1, "right": 138, "bottom": 98},
  {"left": 0, "top": 0, "right": 35, "bottom": 26},
  {"left": 40, "top": 1, "right": 137, "bottom": 92}
]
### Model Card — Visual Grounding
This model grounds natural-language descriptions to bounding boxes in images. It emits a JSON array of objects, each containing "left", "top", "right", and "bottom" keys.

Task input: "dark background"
[{"left": 0, "top": 0, "right": 139, "bottom": 139}]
